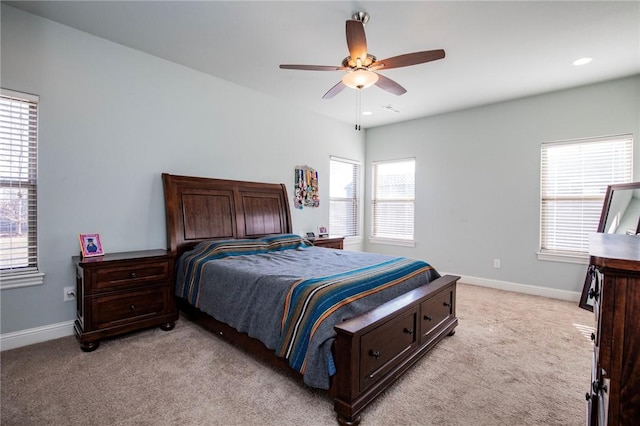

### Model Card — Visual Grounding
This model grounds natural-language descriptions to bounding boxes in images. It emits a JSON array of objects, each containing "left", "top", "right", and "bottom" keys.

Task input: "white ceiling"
[{"left": 6, "top": 1, "right": 640, "bottom": 129}]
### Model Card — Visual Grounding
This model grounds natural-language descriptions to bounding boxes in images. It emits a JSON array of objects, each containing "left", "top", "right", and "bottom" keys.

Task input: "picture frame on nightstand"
[
  {"left": 79, "top": 233, "right": 104, "bottom": 258},
  {"left": 318, "top": 225, "right": 328, "bottom": 237}
]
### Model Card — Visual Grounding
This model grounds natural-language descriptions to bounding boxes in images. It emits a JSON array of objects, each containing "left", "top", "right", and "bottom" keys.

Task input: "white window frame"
[
  {"left": 538, "top": 134, "right": 633, "bottom": 264},
  {"left": 370, "top": 157, "right": 416, "bottom": 247},
  {"left": 329, "top": 156, "right": 361, "bottom": 241},
  {"left": 0, "top": 88, "right": 43, "bottom": 289}
]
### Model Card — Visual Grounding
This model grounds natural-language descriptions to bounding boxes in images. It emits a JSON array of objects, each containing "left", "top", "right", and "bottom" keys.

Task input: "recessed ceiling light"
[
  {"left": 573, "top": 57, "right": 593, "bottom": 66},
  {"left": 362, "top": 111, "right": 372, "bottom": 116}
]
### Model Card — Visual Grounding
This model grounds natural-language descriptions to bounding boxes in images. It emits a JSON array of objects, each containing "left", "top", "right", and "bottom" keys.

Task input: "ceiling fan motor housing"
[{"left": 342, "top": 54, "right": 377, "bottom": 69}]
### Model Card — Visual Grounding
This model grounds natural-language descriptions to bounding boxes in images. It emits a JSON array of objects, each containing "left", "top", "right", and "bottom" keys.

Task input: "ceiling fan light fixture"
[{"left": 342, "top": 69, "right": 378, "bottom": 89}]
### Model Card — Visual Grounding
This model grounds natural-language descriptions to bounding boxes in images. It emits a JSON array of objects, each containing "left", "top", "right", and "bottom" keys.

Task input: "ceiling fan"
[{"left": 279, "top": 12, "right": 445, "bottom": 99}]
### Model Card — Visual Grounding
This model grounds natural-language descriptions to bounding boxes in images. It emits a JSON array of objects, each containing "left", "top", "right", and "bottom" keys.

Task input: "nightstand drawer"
[
  {"left": 312, "top": 236, "right": 344, "bottom": 250},
  {"left": 91, "top": 260, "right": 170, "bottom": 292},
  {"left": 315, "top": 240, "right": 343, "bottom": 249},
  {"left": 91, "top": 286, "right": 171, "bottom": 329}
]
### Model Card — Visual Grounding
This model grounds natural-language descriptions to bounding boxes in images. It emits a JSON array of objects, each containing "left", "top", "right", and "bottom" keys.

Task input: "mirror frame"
[{"left": 579, "top": 181, "right": 640, "bottom": 310}]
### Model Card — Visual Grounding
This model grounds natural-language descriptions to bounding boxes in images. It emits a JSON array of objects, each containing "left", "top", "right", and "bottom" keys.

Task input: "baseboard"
[
  {"left": 446, "top": 273, "right": 581, "bottom": 302},
  {"left": 0, "top": 320, "right": 75, "bottom": 351}
]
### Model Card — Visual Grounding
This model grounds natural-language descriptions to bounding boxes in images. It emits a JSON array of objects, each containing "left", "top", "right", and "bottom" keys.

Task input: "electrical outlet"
[
  {"left": 493, "top": 259, "right": 501, "bottom": 269},
  {"left": 63, "top": 286, "right": 76, "bottom": 302}
]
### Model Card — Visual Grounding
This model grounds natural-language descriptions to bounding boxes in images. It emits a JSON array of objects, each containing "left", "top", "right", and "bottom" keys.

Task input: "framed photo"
[
  {"left": 79, "top": 233, "right": 104, "bottom": 258},
  {"left": 306, "top": 232, "right": 316, "bottom": 239},
  {"left": 317, "top": 225, "right": 328, "bottom": 237}
]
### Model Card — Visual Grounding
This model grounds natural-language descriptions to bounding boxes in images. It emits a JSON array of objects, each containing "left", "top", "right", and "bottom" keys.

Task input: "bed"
[{"left": 162, "top": 173, "right": 459, "bottom": 425}]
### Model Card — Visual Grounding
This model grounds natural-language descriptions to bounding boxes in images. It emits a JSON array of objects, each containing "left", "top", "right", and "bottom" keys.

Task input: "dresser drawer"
[
  {"left": 90, "top": 260, "right": 171, "bottom": 293},
  {"left": 91, "top": 286, "right": 171, "bottom": 329},
  {"left": 360, "top": 308, "right": 417, "bottom": 392},
  {"left": 420, "top": 289, "right": 454, "bottom": 343}
]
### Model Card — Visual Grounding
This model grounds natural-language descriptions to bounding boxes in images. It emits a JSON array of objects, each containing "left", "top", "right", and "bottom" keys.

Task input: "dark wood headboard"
[{"left": 162, "top": 173, "right": 292, "bottom": 254}]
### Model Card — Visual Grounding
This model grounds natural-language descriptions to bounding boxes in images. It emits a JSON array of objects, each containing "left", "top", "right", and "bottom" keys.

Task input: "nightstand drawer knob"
[
  {"left": 130, "top": 304, "right": 136, "bottom": 311},
  {"left": 130, "top": 272, "right": 137, "bottom": 279},
  {"left": 424, "top": 315, "right": 432, "bottom": 321},
  {"left": 403, "top": 327, "right": 413, "bottom": 335}
]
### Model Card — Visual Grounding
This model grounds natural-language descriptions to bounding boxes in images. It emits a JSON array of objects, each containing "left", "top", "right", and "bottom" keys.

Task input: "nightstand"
[
  {"left": 311, "top": 236, "right": 344, "bottom": 250},
  {"left": 72, "top": 249, "right": 178, "bottom": 351}
]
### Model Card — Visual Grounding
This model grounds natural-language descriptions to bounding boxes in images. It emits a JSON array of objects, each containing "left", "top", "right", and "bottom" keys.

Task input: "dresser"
[
  {"left": 73, "top": 249, "right": 178, "bottom": 351},
  {"left": 586, "top": 233, "right": 640, "bottom": 425},
  {"left": 311, "top": 235, "right": 344, "bottom": 249}
]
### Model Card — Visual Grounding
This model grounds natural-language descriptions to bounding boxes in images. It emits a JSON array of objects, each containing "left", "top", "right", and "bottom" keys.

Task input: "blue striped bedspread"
[{"left": 175, "top": 234, "right": 440, "bottom": 389}]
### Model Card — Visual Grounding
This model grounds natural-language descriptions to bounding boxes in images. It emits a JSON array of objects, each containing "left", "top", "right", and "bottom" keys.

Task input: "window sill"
[
  {"left": 0, "top": 271, "right": 45, "bottom": 290},
  {"left": 536, "top": 251, "right": 589, "bottom": 265},
  {"left": 344, "top": 236, "right": 363, "bottom": 245},
  {"left": 368, "top": 237, "right": 415, "bottom": 247}
]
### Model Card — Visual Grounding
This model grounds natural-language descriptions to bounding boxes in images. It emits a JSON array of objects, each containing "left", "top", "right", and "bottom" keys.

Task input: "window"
[
  {"left": 371, "top": 158, "right": 415, "bottom": 245},
  {"left": 539, "top": 135, "right": 633, "bottom": 261},
  {"left": 0, "top": 88, "right": 42, "bottom": 288},
  {"left": 329, "top": 156, "right": 360, "bottom": 238}
]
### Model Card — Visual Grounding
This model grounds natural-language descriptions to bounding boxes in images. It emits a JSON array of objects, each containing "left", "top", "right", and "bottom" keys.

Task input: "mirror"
[{"left": 579, "top": 182, "right": 640, "bottom": 310}]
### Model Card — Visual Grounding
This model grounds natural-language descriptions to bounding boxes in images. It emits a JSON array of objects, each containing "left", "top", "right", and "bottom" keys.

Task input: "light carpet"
[{"left": 1, "top": 283, "right": 594, "bottom": 425}]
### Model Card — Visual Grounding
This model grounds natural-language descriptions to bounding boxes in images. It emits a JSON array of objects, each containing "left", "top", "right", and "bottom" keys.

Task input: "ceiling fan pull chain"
[
  {"left": 355, "top": 88, "right": 361, "bottom": 131},
  {"left": 355, "top": 90, "right": 360, "bottom": 132}
]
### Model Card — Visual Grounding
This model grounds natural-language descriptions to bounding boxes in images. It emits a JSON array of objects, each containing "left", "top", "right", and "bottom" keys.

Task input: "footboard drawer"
[
  {"left": 420, "top": 286, "right": 454, "bottom": 343},
  {"left": 360, "top": 308, "right": 418, "bottom": 392}
]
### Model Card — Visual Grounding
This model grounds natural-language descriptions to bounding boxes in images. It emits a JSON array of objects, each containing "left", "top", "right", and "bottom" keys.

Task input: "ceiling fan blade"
[
  {"left": 280, "top": 64, "right": 346, "bottom": 71},
  {"left": 374, "top": 73, "right": 407, "bottom": 96},
  {"left": 346, "top": 20, "right": 367, "bottom": 64},
  {"left": 322, "top": 81, "right": 347, "bottom": 99},
  {"left": 372, "top": 49, "right": 445, "bottom": 70}
]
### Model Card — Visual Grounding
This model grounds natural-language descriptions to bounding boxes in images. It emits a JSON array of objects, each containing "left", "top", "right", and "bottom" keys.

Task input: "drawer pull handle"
[
  {"left": 424, "top": 315, "right": 432, "bottom": 321},
  {"left": 369, "top": 350, "right": 381, "bottom": 359},
  {"left": 403, "top": 328, "right": 413, "bottom": 335},
  {"left": 130, "top": 272, "right": 137, "bottom": 279},
  {"left": 592, "top": 380, "right": 608, "bottom": 394},
  {"left": 130, "top": 304, "right": 136, "bottom": 311},
  {"left": 443, "top": 301, "right": 451, "bottom": 308},
  {"left": 588, "top": 288, "right": 599, "bottom": 301}
]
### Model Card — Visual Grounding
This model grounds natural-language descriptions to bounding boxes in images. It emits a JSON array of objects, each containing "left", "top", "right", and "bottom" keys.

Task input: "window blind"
[
  {"left": 0, "top": 89, "right": 39, "bottom": 276},
  {"left": 540, "top": 135, "right": 633, "bottom": 256},
  {"left": 329, "top": 157, "right": 360, "bottom": 237},
  {"left": 372, "top": 158, "right": 415, "bottom": 241}
]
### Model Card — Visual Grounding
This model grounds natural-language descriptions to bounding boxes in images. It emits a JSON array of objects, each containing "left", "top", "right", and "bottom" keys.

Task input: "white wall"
[
  {"left": 0, "top": 5, "right": 365, "bottom": 334},
  {"left": 365, "top": 75, "right": 640, "bottom": 294}
]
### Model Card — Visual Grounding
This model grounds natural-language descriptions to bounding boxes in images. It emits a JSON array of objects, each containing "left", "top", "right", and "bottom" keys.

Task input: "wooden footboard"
[{"left": 331, "top": 274, "right": 458, "bottom": 425}]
